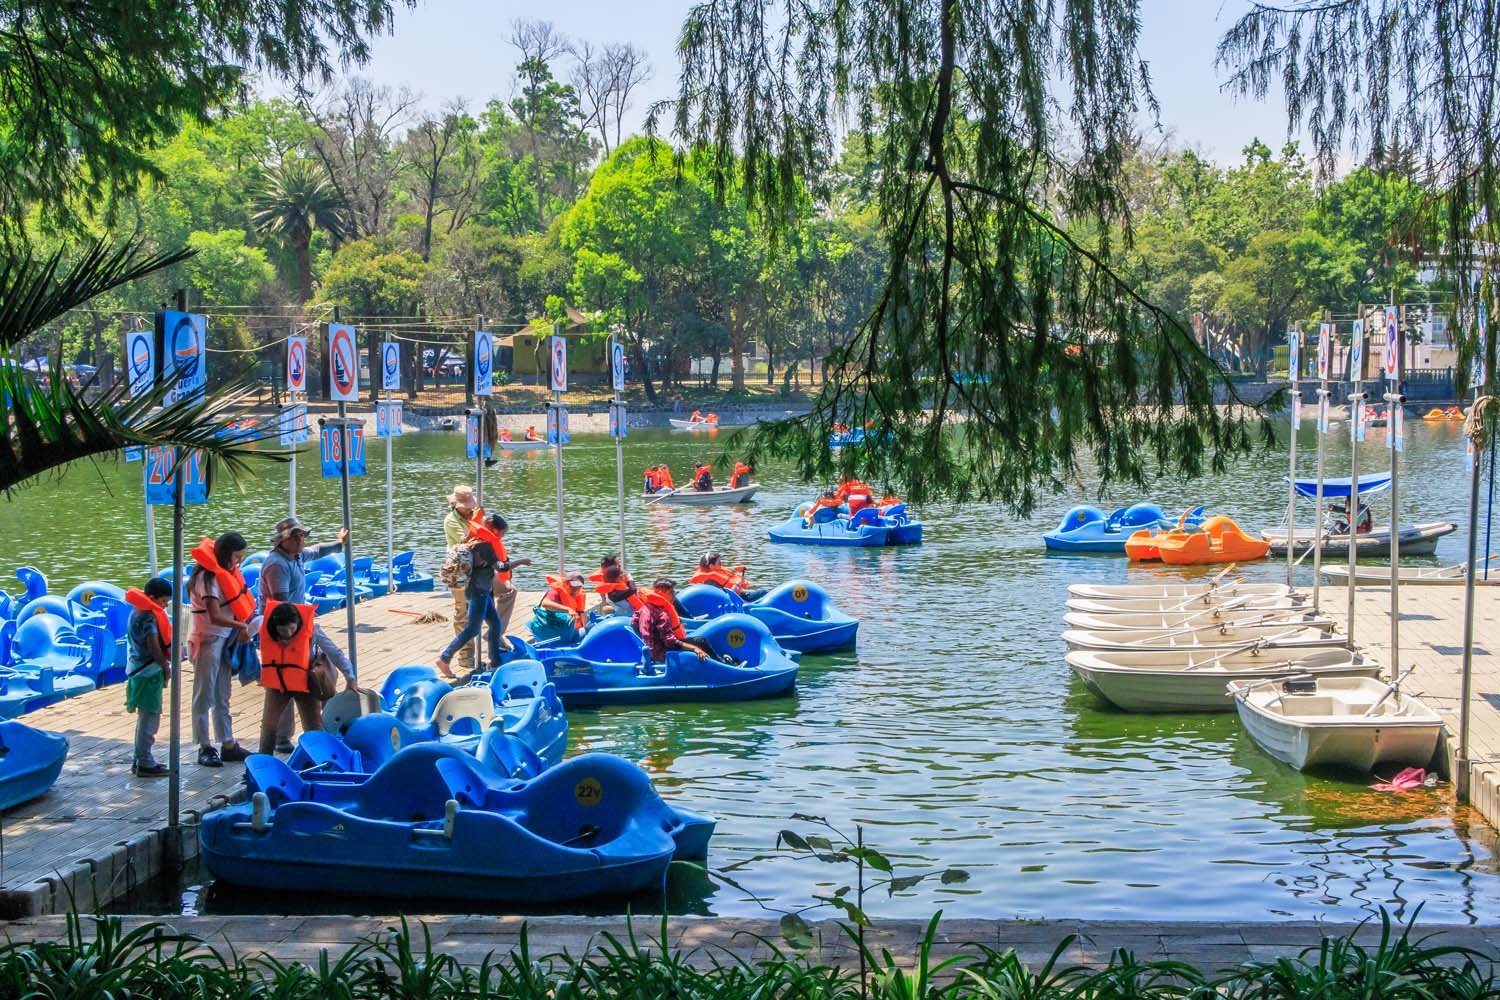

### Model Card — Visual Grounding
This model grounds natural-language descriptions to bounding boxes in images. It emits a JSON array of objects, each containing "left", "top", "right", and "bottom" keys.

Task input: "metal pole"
[
  {"left": 1287, "top": 387, "right": 1300, "bottom": 588},
  {"left": 1458, "top": 396, "right": 1483, "bottom": 803},
  {"left": 384, "top": 379, "right": 394, "bottom": 595},
  {"left": 553, "top": 322, "right": 567, "bottom": 572},
  {"left": 613, "top": 336, "right": 627, "bottom": 571},
  {"left": 1346, "top": 385, "right": 1365, "bottom": 645},
  {"left": 336, "top": 309, "right": 358, "bottom": 676},
  {"left": 1386, "top": 298, "right": 1403, "bottom": 682},
  {"left": 166, "top": 289, "right": 186, "bottom": 839},
  {"left": 1311, "top": 383, "right": 1329, "bottom": 612},
  {"left": 289, "top": 438, "right": 297, "bottom": 518},
  {"left": 144, "top": 502, "right": 159, "bottom": 577},
  {"left": 475, "top": 316, "right": 486, "bottom": 512}
]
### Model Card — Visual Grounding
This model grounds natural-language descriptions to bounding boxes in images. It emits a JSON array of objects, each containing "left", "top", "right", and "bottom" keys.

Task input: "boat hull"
[
  {"left": 643, "top": 485, "right": 758, "bottom": 505},
  {"left": 669, "top": 418, "right": 726, "bottom": 431},
  {"left": 1231, "top": 678, "right": 1442, "bottom": 772},
  {"left": 1067, "top": 583, "right": 1292, "bottom": 601},
  {"left": 1061, "top": 624, "right": 1341, "bottom": 653},
  {"left": 768, "top": 517, "right": 889, "bottom": 546},
  {"left": 1320, "top": 564, "right": 1500, "bottom": 587},
  {"left": 1062, "top": 610, "right": 1335, "bottom": 631},
  {"left": 1262, "top": 522, "right": 1457, "bottom": 558},
  {"left": 0, "top": 723, "right": 67, "bottom": 811},
  {"left": 496, "top": 440, "right": 550, "bottom": 451},
  {"left": 1067, "top": 649, "right": 1380, "bottom": 712},
  {"left": 1066, "top": 595, "right": 1309, "bottom": 615}
]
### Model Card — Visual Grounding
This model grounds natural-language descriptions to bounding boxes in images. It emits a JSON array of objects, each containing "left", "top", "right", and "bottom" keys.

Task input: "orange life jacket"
[
  {"left": 500, "top": 429, "right": 512, "bottom": 441},
  {"left": 594, "top": 577, "right": 644, "bottom": 611},
  {"left": 525, "top": 427, "right": 539, "bottom": 440},
  {"left": 189, "top": 537, "right": 255, "bottom": 622},
  {"left": 466, "top": 515, "right": 512, "bottom": 582},
  {"left": 706, "top": 413, "right": 718, "bottom": 424},
  {"left": 642, "top": 590, "right": 685, "bottom": 639},
  {"left": 124, "top": 588, "right": 172, "bottom": 645},
  {"left": 644, "top": 468, "right": 659, "bottom": 491},
  {"left": 691, "top": 410, "right": 702, "bottom": 421},
  {"left": 258, "top": 601, "right": 316, "bottom": 693},
  {"left": 688, "top": 566, "right": 748, "bottom": 593},
  {"left": 544, "top": 577, "right": 587, "bottom": 615},
  {"left": 659, "top": 468, "right": 675, "bottom": 488},
  {"left": 732, "top": 462, "right": 750, "bottom": 481}
]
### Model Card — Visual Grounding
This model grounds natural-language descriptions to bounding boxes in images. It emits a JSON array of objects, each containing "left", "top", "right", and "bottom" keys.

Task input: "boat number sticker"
[
  {"left": 78, "top": 590, "right": 95, "bottom": 606},
  {"left": 792, "top": 585, "right": 809, "bottom": 602},
  {"left": 726, "top": 628, "right": 746, "bottom": 649},
  {"left": 574, "top": 777, "right": 602, "bottom": 806},
  {"left": 327, "top": 323, "right": 359, "bottom": 402},
  {"left": 389, "top": 726, "right": 401, "bottom": 752}
]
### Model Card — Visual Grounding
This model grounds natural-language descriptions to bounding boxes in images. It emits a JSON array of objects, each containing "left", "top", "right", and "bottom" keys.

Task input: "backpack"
[{"left": 439, "top": 545, "right": 472, "bottom": 589}]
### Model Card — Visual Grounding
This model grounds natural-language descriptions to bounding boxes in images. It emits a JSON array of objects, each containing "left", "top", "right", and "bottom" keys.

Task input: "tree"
[
  {"left": 251, "top": 157, "right": 348, "bottom": 301},
  {"left": 665, "top": 0, "right": 1251, "bottom": 509},
  {"left": 317, "top": 239, "right": 427, "bottom": 401},
  {"left": 306, "top": 79, "right": 416, "bottom": 240},
  {"left": 572, "top": 41, "right": 652, "bottom": 157},
  {"left": 0, "top": 0, "right": 413, "bottom": 248},
  {"left": 509, "top": 20, "right": 597, "bottom": 229},
  {"left": 403, "top": 106, "right": 481, "bottom": 261}
]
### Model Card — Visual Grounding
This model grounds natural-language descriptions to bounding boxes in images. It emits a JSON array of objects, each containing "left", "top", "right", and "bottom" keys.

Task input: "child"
[{"left": 124, "top": 577, "right": 174, "bottom": 777}]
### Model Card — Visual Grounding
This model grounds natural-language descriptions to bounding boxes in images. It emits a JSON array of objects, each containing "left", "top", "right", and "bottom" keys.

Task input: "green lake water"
[{"left": 2, "top": 416, "right": 1497, "bottom": 922}]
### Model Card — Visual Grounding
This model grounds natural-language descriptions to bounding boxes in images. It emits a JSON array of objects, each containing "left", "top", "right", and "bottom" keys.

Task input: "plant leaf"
[
  {"left": 776, "top": 830, "right": 810, "bottom": 851},
  {"left": 940, "top": 868, "right": 970, "bottom": 885},
  {"left": 779, "top": 913, "right": 814, "bottom": 952}
]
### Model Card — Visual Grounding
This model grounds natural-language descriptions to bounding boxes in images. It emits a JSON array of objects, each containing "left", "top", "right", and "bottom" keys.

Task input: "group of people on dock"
[{"left": 123, "top": 518, "right": 364, "bottom": 777}]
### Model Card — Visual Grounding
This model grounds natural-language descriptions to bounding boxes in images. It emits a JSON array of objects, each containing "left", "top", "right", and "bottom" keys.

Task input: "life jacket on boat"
[
  {"left": 690, "top": 410, "right": 702, "bottom": 422},
  {"left": 543, "top": 577, "right": 588, "bottom": 618},
  {"left": 525, "top": 427, "right": 539, "bottom": 441},
  {"left": 835, "top": 479, "right": 872, "bottom": 501},
  {"left": 659, "top": 467, "right": 675, "bottom": 489},
  {"left": 641, "top": 590, "right": 685, "bottom": 640},
  {"left": 592, "top": 571, "right": 644, "bottom": 611},
  {"left": 258, "top": 601, "right": 316, "bottom": 693},
  {"left": 189, "top": 538, "right": 255, "bottom": 622},
  {"left": 706, "top": 413, "right": 719, "bottom": 425},
  {"left": 693, "top": 464, "right": 712, "bottom": 490},
  {"left": 500, "top": 428, "right": 512, "bottom": 441},
  {"left": 644, "top": 468, "right": 661, "bottom": 492},
  {"left": 124, "top": 588, "right": 172, "bottom": 645},
  {"left": 732, "top": 462, "right": 751, "bottom": 487},
  {"left": 689, "top": 565, "right": 748, "bottom": 593}
]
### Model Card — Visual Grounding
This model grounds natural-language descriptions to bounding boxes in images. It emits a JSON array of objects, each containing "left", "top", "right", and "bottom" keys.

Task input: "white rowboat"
[
  {"left": 1066, "top": 594, "right": 1310, "bottom": 615},
  {"left": 642, "top": 484, "right": 759, "bottom": 506},
  {"left": 1062, "top": 609, "right": 1336, "bottom": 631},
  {"left": 1066, "top": 647, "right": 1380, "bottom": 713},
  {"left": 1067, "top": 582, "right": 1294, "bottom": 601},
  {"left": 496, "top": 439, "right": 551, "bottom": 451},
  {"left": 1320, "top": 562, "right": 1500, "bottom": 587},
  {"left": 668, "top": 418, "right": 725, "bottom": 431},
  {"left": 1061, "top": 623, "right": 1342, "bottom": 653},
  {"left": 1229, "top": 676, "right": 1442, "bottom": 772}
]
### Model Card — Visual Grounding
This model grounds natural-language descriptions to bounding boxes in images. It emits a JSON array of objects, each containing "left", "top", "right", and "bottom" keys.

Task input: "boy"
[{"left": 124, "top": 577, "right": 174, "bottom": 777}]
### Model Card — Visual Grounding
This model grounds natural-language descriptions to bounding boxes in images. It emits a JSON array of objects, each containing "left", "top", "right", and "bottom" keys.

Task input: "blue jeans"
[{"left": 441, "top": 589, "right": 502, "bottom": 668}]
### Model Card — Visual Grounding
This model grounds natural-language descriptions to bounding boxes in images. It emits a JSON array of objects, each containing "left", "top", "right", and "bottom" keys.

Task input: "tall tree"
[
  {"left": 403, "top": 106, "right": 481, "bottom": 261},
  {"left": 665, "top": 0, "right": 1251, "bottom": 509},
  {"left": 306, "top": 78, "right": 416, "bottom": 239},
  {"left": 508, "top": 20, "right": 596, "bottom": 228},
  {"left": 251, "top": 157, "right": 348, "bottom": 301}
]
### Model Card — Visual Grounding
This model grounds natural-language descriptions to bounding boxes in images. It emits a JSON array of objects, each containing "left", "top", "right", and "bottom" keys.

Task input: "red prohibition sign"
[
  {"left": 288, "top": 340, "right": 306, "bottom": 387},
  {"left": 330, "top": 327, "right": 356, "bottom": 395}
]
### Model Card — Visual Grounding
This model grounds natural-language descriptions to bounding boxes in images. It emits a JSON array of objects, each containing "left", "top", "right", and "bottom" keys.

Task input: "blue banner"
[
  {"left": 144, "top": 447, "right": 209, "bottom": 504},
  {"left": 161, "top": 310, "right": 206, "bottom": 404},
  {"left": 124, "top": 330, "right": 155, "bottom": 399},
  {"left": 278, "top": 403, "right": 309, "bottom": 447},
  {"left": 472, "top": 331, "right": 494, "bottom": 397},
  {"left": 320, "top": 423, "right": 366, "bottom": 477},
  {"left": 376, "top": 401, "right": 403, "bottom": 438},
  {"left": 465, "top": 412, "right": 492, "bottom": 459},
  {"left": 124, "top": 446, "right": 142, "bottom": 462},
  {"left": 609, "top": 402, "right": 626, "bottom": 439},
  {"left": 380, "top": 341, "right": 401, "bottom": 392},
  {"left": 547, "top": 405, "right": 570, "bottom": 445}
]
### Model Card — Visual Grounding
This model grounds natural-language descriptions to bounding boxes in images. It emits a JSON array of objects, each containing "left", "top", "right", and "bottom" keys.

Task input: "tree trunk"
[
  {"left": 710, "top": 347, "right": 721, "bottom": 388},
  {"left": 729, "top": 310, "right": 748, "bottom": 391},
  {"left": 367, "top": 333, "right": 380, "bottom": 403},
  {"left": 766, "top": 344, "right": 775, "bottom": 385},
  {"left": 294, "top": 236, "right": 313, "bottom": 302},
  {"left": 633, "top": 340, "right": 658, "bottom": 404},
  {"left": 406, "top": 339, "right": 420, "bottom": 400}
]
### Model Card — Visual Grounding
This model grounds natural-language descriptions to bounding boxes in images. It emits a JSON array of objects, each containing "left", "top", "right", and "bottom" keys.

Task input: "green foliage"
[
  {"left": 250, "top": 156, "right": 349, "bottom": 301},
  {"left": 318, "top": 239, "right": 428, "bottom": 317}
]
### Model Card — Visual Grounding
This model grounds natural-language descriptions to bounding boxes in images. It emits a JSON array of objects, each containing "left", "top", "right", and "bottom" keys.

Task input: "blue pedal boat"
[
  {"left": 203, "top": 744, "right": 713, "bottom": 902},
  {"left": 768, "top": 505, "right": 889, "bottom": 546},
  {"left": 677, "top": 580, "right": 859, "bottom": 654},
  {"left": 362, "top": 551, "right": 436, "bottom": 593},
  {"left": 523, "top": 616, "right": 799, "bottom": 707},
  {"left": 1042, "top": 502, "right": 1186, "bottom": 553},
  {"left": 0, "top": 721, "right": 67, "bottom": 810}
]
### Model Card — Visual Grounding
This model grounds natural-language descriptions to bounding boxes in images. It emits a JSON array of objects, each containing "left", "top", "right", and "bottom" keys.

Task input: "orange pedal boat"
[
  {"left": 1124, "top": 505, "right": 1206, "bottom": 562},
  {"left": 1155, "top": 515, "right": 1270, "bottom": 566}
]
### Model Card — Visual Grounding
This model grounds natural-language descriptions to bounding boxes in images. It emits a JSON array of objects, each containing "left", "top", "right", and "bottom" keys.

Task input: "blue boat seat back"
[
  {"left": 756, "top": 579, "right": 832, "bottom": 619},
  {"left": 0, "top": 620, "right": 14, "bottom": 665},
  {"left": 358, "top": 743, "right": 478, "bottom": 821},
  {"left": 848, "top": 505, "right": 882, "bottom": 529},
  {"left": 380, "top": 665, "right": 440, "bottom": 707},
  {"left": 1052, "top": 506, "right": 1106, "bottom": 535},
  {"left": 82, "top": 594, "right": 132, "bottom": 638},
  {"left": 1102, "top": 506, "right": 1128, "bottom": 531},
  {"left": 12, "top": 614, "right": 88, "bottom": 669},
  {"left": 675, "top": 584, "right": 742, "bottom": 619},
  {"left": 499, "top": 753, "right": 663, "bottom": 845},
  {"left": 303, "top": 570, "right": 325, "bottom": 593},
  {"left": 343, "top": 712, "right": 425, "bottom": 770},
  {"left": 475, "top": 728, "right": 544, "bottom": 781},
  {"left": 14, "top": 568, "right": 46, "bottom": 604},
  {"left": 323, "top": 688, "right": 381, "bottom": 735},
  {"left": 391, "top": 678, "right": 453, "bottom": 727},
  {"left": 71, "top": 624, "right": 113, "bottom": 681},
  {"left": 391, "top": 551, "right": 416, "bottom": 579},
  {"left": 288, "top": 731, "right": 364, "bottom": 774},
  {"left": 240, "top": 564, "right": 260, "bottom": 594},
  {"left": 308, "top": 555, "right": 344, "bottom": 578},
  {"left": 0, "top": 592, "right": 10, "bottom": 622},
  {"left": 65, "top": 580, "right": 125, "bottom": 612},
  {"left": 881, "top": 502, "right": 908, "bottom": 520},
  {"left": 500, "top": 635, "right": 538, "bottom": 664},
  {"left": 574, "top": 618, "right": 647, "bottom": 664},
  {"left": 17, "top": 597, "right": 72, "bottom": 626},
  {"left": 810, "top": 505, "right": 840, "bottom": 525},
  {"left": 432, "top": 687, "right": 495, "bottom": 737},
  {"left": 352, "top": 556, "right": 375, "bottom": 577},
  {"left": 493, "top": 659, "right": 549, "bottom": 702},
  {"left": 242, "top": 550, "right": 268, "bottom": 569},
  {"left": 1121, "top": 502, "right": 1170, "bottom": 528},
  {"left": 244, "top": 754, "right": 306, "bottom": 807},
  {"left": 691, "top": 613, "right": 776, "bottom": 666}
]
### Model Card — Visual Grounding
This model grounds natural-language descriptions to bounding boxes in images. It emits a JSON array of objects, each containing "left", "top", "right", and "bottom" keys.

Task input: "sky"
[{"left": 315, "top": 0, "right": 1295, "bottom": 166}]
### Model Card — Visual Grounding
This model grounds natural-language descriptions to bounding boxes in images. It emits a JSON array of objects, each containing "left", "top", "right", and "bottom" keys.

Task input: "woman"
[
  {"left": 690, "top": 551, "right": 768, "bottom": 602},
  {"left": 531, "top": 571, "right": 588, "bottom": 645},
  {"left": 731, "top": 461, "right": 752, "bottom": 488},
  {"left": 188, "top": 531, "right": 255, "bottom": 767},
  {"left": 436, "top": 513, "right": 529, "bottom": 678},
  {"left": 591, "top": 555, "right": 642, "bottom": 614}
]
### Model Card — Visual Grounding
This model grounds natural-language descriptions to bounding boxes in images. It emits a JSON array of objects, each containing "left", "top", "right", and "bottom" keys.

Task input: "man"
[
  {"left": 633, "top": 579, "right": 713, "bottom": 663},
  {"left": 443, "top": 484, "right": 479, "bottom": 672},
  {"left": 257, "top": 516, "right": 360, "bottom": 751}
]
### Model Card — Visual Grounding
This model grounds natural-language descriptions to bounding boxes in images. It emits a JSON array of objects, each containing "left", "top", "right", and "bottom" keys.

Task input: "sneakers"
[
  {"left": 219, "top": 742, "right": 250, "bottom": 763},
  {"left": 197, "top": 746, "right": 223, "bottom": 768},
  {"left": 274, "top": 739, "right": 295, "bottom": 754},
  {"left": 131, "top": 761, "right": 169, "bottom": 777}
]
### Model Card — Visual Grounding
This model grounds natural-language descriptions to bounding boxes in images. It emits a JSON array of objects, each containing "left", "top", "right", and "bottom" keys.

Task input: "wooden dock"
[
  {"left": 0, "top": 587, "right": 541, "bottom": 917},
  {"left": 1325, "top": 580, "right": 1500, "bottom": 829}
]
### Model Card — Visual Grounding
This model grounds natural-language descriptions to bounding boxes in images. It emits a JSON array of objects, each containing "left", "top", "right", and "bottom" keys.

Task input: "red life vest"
[
  {"left": 544, "top": 577, "right": 587, "bottom": 615},
  {"left": 593, "top": 574, "right": 644, "bottom": 611},
  {"left": 659, "top": 467, "right": 675, "bottom": 489},
  {"left": 258, "top": 601, "right": 316, "bottom": 693},
  {"left": 466, "top": 515, "right": 512, "bottom": 582},
  {"left": 688, "top": 566, "right": 748, "bottom": 593},
  {"left": 642, "top": 590, "right": 685, "bottom": 639},
  {"left": 189, "top": 537, "right": 255, "bottom": 622},
  {"left": 124, "top": 588, "right": 172, "bottom": 645}
]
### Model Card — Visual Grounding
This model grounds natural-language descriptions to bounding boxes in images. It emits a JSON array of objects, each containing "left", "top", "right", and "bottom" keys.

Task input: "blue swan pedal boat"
[
  {"left": 769, "top": 504, "right": 890, "bottom": 546},
  {"left": 204, "top": 743, "right": 713, "bottom": 902},
  {"left": 677, "top": 580, "right": 859, "bottom": 654},
  {"left": 514, "top": 615, "right": 799, "bottom": 707},
  {"left": 1042, "top": 503, "right": 1188, "bottom": 553},
  {"left": 0, "top": 721, "right": 67, "bottom": 810}
]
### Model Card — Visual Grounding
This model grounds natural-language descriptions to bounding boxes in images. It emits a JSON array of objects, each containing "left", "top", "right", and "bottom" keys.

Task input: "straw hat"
[{"left": 448, "top": 484, "right": 477, "bottom": 508}]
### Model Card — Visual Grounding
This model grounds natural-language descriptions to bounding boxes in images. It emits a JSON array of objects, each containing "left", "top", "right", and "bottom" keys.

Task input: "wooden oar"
[
  {"left": 1182, "top": 628, "right": 1313, "bottom": 670},
  {"left": 1206, "top": 563, "right": 1238, "bottom": 587},
  {"left": 1361, "top": 664, "right": 1419, "bottom": 718}
]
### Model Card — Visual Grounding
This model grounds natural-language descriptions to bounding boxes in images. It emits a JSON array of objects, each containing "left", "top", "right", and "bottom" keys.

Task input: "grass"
[{"left": 0, "top": 910, "right": 1492, "bottom": 999}]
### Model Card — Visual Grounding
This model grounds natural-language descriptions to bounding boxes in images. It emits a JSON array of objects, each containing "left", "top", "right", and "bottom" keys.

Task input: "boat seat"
[
  {"left": 352, "top": 556, "right": 375, "bottom": 577},
  {"left": 342, "top": 713, "right": 417, "bottom": 770},
  {"left": 356, "top": 744, "right": 477, "bottom": 822},
  {"left": 392, "top": 679, "right": 453, "bottom": 727},
  {"left": 244, "top": 755, "right": 306, "bottom": 807},
  {"left": 475, "top": 728, "right": 544, "bottom": 781},
  {"left": 14, "top": 568, "right": 46, "bottom": 604},
  {"left": 574, "top": 619, "right": 648, "bottom": 663},
  {"left": 432, "top": 687, "right": 495, "bottom": 737},
  {"left": 323, "top": 688, "right": 382, "bottom": 734},
  {"left": 391, "top": 551, "right": 416, "bottom": 580},
  {"left": 287, "top": 731, "right": 363, "bottom": 774},
  {"left": 380, "top": 664, "right": 440, "bottom": 707},
  {"left": 493, "top": 659, "right": 549, "bottom": 702},
  {"left": 675, "top": 584, "right": 742, "bottom": 619}
]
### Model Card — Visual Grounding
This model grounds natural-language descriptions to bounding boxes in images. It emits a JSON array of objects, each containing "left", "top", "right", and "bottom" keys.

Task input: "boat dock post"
[
  {"left": 1383, "top": 303, "right": 1404, "bottom": 681},
  {"left": 1309, "top": 320, "right": 1331, "bottom": 612},
  {"left": 549, "top": 320, "right": 568, "bottom": 571},
  {"left": 1285, "top": 328, "right": 1301, "bottom": 589},
  {"left": 1346, "top": 317, "right": 1366, "bottom": 644}
]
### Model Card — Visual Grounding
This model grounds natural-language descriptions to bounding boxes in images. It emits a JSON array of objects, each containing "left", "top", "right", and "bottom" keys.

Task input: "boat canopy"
[{"left": 1287, "top": 474, "right": 1392, "bottom": 499}]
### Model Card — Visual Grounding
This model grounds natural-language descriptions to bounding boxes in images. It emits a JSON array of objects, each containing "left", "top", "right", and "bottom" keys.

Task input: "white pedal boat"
[{"left": 1062, "top": 608, "right": 1336, "bottom": 632}]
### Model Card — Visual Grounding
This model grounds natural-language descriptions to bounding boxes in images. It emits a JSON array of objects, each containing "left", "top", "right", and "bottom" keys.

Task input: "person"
[
  {"left": 633, "top": 579, "right": 713, "bottom": 663},
  {"left": 124, "top": 577, "right": 174, "bottom": 777},
  {"left": 643, "top": 467, "right": 660, "bottom": 493},
  {"left": 524, "top": 425, "right": 540, "bottom": 441},
  {"left": 804, "top": 489, "right": 843, "bottom": 527},
  {"left": 499, "top": 427, "right": 512, "bottom": 442},
  {"left": 591, "top": 555, "right": 643, "bottom": 614},
  {"left": 693, "top": 462, "right": 713, "bottom": 491},
  {"left": 690, "top": 409, "right": 703, "bottom": 423},
  {"left": 531, "top": 571, "right": 588, "bottom": 645},
  {"left": 706, "top": 413, "right": 719, "bottom": 425},
  {"left": 657, "top": 465, "right": 676, "bottom": 490},
  {"left": 443, "top": 485, "right": 480, "bottom": 673},
  {"left": 436, "top": 513, "right": 529, "bottom": 677},
  {"left": 257, "top": 600, "right": 325, "bottom": 752},
  {"left": 188, "top": 531, "right": 255, "bottom": 767},
  {"left": 690, "top": 551, "right": 767, "bottom": 601},
  {"left": 731, "top": 460, "right": 752, "bottom": 488},
  {"left": 257, "top": 517, "right": 360, "bottom": 752}
]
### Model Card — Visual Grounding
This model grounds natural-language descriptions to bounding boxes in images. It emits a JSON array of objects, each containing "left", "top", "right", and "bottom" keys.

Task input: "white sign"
[
  {"left": 286, "top": 336, "right": 308, "bottom": 394},
  {"left": 1292, "top": 395, "right": 1301, "bottom": 430},
  {"left": 1349, "top": 320, "right": 1364, "bottom": 380},
  {"left": 278, "top": 403, "right": 309, "bottom": 447},
  {"left": 380, "top": 341, "right": 401, "bottom": 392},
  {"left": 472, "top": 330, "right": 493, "bottom": 397},
  {"left": 327, "top": 323, "right": 359, "bottom": 402},
  {"left": 124, "top": 330, "right": 154, "bottom": 399},
  {"left": 1317, "top": 394, "right": 1329, "bottom": 433},
  {"left": 376, "top": 400, "right": 403, "bottom": 437},
  {"left": 549, "top": 335, "right": 568, "bottom": 393},
  {"left": 611, "top": 340, "right": 625, "bottom": 393},
  {"left": 1287, "top": 329, "right": 1300, "bottom": 381},
  {"left": 1317, "top": 323, "right": 1331, "bottom": 380}
]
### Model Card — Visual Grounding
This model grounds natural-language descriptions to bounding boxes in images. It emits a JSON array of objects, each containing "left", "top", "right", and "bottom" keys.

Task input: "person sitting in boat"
[
  {"left": 499, "top": 428, "right": 512, "bottom": 442},
  {"left": 690, "top": 551, "right": 767, "bottom": 601},
  {"left": 643, "top": 467, "right": 659, "bottom": 493},
  {"left": 1330, "top": 502, "right": 1374, "bottom": 535},
  {"left": 633, "top": 579, "right": 712, "bottom": 663},
  {"left": 731, "top": 461, "right": 752, "bottom": 488},
  {"left": 531, "top": 571, "right": 588, "bottom": 645},
  {"left": 524, "top": 425, "right": 540, "bottom": 441},
  {"left": 693, "top": 462, "right": 713, "bottom": 491},
  {"left": 658, "top": 465, "right": 675, "bottom": 490},
  {"left": 690, "top": 409, "right": 704, "bottom": 423},
  {"left": 591, "top": 555, "right": 642, "bottom": 614},
  {"left": 706, "top": 413, "right": 719, "bottom": 425},
  {"left": 124, "top": 576, "right": 174, "bottom": 777},
  {"left": 804, "top": 489, "right": 843, "bottom": 527}
]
